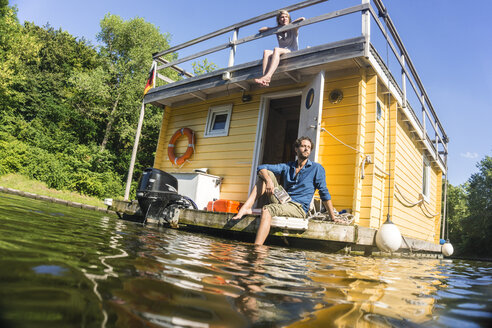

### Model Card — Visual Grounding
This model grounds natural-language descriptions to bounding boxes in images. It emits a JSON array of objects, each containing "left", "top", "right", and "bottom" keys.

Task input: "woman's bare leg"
[
  {"left": 255, "top": 49, "right": 272, "bottom": 86},
  {"left": 255, "top": 47, "right": 290, "bottom": 86},
  {"left": 262, "top": 49, "right": 273, "bottom": 75}
]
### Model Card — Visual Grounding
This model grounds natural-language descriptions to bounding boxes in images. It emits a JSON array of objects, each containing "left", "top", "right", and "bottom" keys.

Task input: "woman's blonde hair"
[{"left": 276, "top": 10, "right": 291, "bottom": 25}]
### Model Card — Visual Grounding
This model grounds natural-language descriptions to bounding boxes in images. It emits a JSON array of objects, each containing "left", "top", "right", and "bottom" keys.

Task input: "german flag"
[{"left": 143, "top": 62, "right": 156, "bottom": 96}]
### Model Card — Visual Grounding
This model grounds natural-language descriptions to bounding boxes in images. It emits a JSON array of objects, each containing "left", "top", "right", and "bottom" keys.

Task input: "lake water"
[{"left": 0, "top": 193, "right": 491, "bottom": 328}]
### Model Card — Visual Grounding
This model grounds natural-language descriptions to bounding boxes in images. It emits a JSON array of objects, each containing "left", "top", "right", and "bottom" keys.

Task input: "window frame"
[
  {"left": 376, "top": 99, "right": 383, "bottom": 121},
  {"left": 204, "top": 104, "right": 233, "bottom": 137},
  {"left": 422, "top": 155, "right": 431, "bottom": 202}
]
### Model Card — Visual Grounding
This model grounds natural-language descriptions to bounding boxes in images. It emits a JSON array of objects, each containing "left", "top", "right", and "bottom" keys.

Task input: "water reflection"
[
  {"left": 0, "top": 194, "right": 491, "bottom": 327},
  {"left": 81, "top": 217, "right": 129, "bottom": 327}
]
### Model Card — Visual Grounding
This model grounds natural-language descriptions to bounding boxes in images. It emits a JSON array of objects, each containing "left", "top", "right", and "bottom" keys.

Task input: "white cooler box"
[{"left": 170, "top": 172, "right": 221, "bottom": 210}]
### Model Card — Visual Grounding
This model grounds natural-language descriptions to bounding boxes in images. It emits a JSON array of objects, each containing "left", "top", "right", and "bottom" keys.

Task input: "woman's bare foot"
[
  {"left": 254, "top": 77, "right": 270, "bottom": 86},
  {"left": 231, "top": 207, "right": 253, "bottom": 220}
]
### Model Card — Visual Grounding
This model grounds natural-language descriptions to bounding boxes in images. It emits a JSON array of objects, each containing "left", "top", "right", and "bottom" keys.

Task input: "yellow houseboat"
[{"left": 111, "top": 0, "right": 450, "bottom": 257}]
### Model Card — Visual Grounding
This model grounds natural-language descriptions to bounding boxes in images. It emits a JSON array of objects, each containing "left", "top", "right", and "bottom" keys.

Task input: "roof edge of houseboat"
[{"left": 144, "top": 36, "right": 367, "bottom": 107}]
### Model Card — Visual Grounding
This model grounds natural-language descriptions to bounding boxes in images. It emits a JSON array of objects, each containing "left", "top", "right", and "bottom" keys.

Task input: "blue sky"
[{"left": 10, "top": 0, "right": 491, "bottom": 186}]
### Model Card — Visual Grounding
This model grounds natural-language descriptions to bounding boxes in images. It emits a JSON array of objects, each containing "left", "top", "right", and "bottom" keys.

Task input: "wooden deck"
[
  {"left": 110, "top": 200, "right": 442, "bottom": 257},
  {"left": 145, "top": 37, "right": 366, "bottom": 107}
]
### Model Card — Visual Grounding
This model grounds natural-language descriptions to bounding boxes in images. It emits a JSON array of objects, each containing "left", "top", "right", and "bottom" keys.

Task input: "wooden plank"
[
  {"left": 233, "top": 81, "right": 250, "bottom": 91},
  {"left": 177, "top": 209, "right": 356, "bottom": 242},
  {"left": 110, "top": 200, "right": 441, "bottom": 253},
  {"left": 190, "top": 91, "right": 208, "bottom": 101}
]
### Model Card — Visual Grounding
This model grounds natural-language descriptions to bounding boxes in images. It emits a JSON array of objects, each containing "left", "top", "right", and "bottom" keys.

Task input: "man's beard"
[{"left": 297, "top": 151, "right": 310, "bottom": 161}]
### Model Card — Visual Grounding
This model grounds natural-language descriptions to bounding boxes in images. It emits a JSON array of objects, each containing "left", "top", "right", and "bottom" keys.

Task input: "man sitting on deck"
[{"left": 232, "top": 136, "right": 336, "bottom": 245}]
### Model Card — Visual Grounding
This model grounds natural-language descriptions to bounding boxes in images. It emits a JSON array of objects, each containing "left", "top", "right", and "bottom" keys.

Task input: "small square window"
[
  {"left": 212, "top": 114, "right": 227, "bottom": 130},
  {"left": 422, "top": 156, "right": 431, "bottom": 201},
  {"left": 204, "top": 104, "right": 232, "bottom": 137}
]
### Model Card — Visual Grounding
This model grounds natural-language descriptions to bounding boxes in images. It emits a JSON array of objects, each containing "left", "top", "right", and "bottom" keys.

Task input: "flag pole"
[{"left": 124, "top": 61, "right": 156, "bottom": 201}]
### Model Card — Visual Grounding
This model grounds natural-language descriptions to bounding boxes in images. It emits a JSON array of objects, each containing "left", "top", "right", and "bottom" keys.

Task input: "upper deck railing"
[{"left": 151, "top": 0, "right": 448, "bottom": 170}]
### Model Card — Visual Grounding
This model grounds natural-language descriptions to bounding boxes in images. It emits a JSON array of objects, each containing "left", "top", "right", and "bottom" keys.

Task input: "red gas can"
[{"left": 207, "top": 199, "right": 242, "bottom": 213}]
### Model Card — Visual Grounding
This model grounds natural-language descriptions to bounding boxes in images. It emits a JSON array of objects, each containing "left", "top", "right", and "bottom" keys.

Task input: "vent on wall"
[{"left": 329, "top": 89, "right": 343, "bottom": 104}]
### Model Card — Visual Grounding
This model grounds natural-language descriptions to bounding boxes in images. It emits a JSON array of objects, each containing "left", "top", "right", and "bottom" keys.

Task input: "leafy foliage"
[
  {"left": 0, "top": 3, "right": 179, "bottom": 199},
  {"left": 445, "top": 155, "right": 492, "bottom": 258},
  {"left": 192, "top": 58, "right": 218, "bottom": 75}
]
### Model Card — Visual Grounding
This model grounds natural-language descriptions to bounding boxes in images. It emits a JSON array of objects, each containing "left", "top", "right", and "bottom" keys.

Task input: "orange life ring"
[{"left": 168, "top": 128, "right": 195, "bottom": 165}]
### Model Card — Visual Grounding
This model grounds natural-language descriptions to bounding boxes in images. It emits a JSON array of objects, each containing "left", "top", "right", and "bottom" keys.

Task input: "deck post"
[
  {"left": 223, "top": 28, "right": 238, "bottom": 80},
  {"left": 124, "top": 101, "right": 146, "bottom": 200},
  {"left": 124, "top": 61, "right": 156, "bottom": 200},
  {"left": 361, "top": 0, "right": 370, "bottom": 57},
  {"left": 434, "top": 121, "right": 439, "bottom": 159},
  {"left": 421, "top": 94, "right": 426, "bottom": 138},
  {"left": 401, "top": 53, "right": 406, "bottom": 108},
  {"left": 228, "top": 28, "right": 238, "bottom": 67}
]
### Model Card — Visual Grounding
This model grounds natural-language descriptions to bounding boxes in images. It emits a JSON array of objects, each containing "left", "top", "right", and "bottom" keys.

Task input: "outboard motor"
[{"left": 136, "top": 168, "right": 196, "bottom": 223}]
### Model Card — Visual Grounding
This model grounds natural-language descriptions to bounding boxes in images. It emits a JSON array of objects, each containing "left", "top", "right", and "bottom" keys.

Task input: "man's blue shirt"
[{"left": 257, "top": 160, "right": 331, "bottom": 214}]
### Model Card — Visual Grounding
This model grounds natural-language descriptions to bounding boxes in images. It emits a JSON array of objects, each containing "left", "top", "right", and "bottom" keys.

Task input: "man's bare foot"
[{"left": 231, "top": 207, "right": 253, "bottom": 220}]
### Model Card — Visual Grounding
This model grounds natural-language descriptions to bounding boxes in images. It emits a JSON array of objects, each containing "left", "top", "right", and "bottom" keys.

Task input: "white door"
[{"left": 298, "top": 70, "right": 325, "bottom": 162}]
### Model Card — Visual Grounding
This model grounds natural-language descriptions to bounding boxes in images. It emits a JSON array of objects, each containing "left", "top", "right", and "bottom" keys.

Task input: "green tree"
[
  {"left": 94, "top": 14, "right": 178, "bottom": 155},
  {"left": 460, "top": 156, "right": 492, "bottom": 257},
  {"left": 445, "top": 155, "right": 492, "bottom": 257},
  {"left": 444, "top": 182, "right": 468, "bottom": 252},
  {"left": 0, "top": 5, "right": 185, "bottom": 198},
  {"left": 192, "top": 58, "right": 218, "bottom": 75},
  {"left": 0, "top": 5, "right": 40, "bottom": 112},
  {"left": 15, "top": 23, "right": 99, "bottom": 150}
]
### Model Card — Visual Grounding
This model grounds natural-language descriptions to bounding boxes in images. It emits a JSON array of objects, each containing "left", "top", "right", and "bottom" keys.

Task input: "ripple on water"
[{"left": 1, "top": 193, "right": 492, "bottom": 327}]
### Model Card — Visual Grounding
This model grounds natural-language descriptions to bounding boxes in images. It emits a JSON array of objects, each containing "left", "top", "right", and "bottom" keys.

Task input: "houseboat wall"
[
  {"left": 153, "top": 85, "right": 294, "bottom": 203},
  {"left": 356, "top": 69, "right": 442, "bottom": 244},
  {"left": 318, "top": 70, "right": 364, "bottom": 221},
  {"left": 152, "top": 70, "right": 364, "bottom": 214},
  {"left": 390, "top": 103, "right": 443, "bottom": 244},
  {"left": 152, "top": 66, "right": 442, "bottom": 244}
]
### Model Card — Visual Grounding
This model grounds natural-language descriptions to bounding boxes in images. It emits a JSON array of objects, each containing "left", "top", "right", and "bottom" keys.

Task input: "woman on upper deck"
[{"left": 254, "top": 10, "right": 305, "bottom": 86}]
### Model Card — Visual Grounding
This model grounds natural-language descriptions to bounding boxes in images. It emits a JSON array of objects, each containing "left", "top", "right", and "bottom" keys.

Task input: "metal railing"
[
  {"left": 151, "top": 0, "right": 448, "bottom": 168},
  {"left": 368, "top": 0, "right": 448, "bottom": 162}
]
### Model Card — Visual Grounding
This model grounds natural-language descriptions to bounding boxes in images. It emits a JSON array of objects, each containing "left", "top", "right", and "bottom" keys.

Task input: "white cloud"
[{"left": 460, "top": 152, "right": 479, "bottom": 159}]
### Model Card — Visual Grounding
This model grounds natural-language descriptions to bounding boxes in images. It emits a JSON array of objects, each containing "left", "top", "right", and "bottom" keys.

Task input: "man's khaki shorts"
[{"left": 258, "top": 170, "right": 306, "bottom": 218}]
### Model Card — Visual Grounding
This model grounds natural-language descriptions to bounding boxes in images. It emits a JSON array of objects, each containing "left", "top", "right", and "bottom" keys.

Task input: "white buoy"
[
  {"left": 442, "top": 242, "right": 454, "bottom": 257},
  {"left": 376, "top": 218, "right": 402, "bottom": 253}
]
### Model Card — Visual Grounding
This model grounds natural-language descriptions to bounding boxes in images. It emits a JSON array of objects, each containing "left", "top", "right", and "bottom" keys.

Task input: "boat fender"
[
  {"left": 375, "top": 219, "right": 402, "bottom": 253},
  {"left": 442, "top": 241, "right": 454, "bottom": 257},
  {"left": 168, "top": 128, "right": 195, "bottom": 166}
]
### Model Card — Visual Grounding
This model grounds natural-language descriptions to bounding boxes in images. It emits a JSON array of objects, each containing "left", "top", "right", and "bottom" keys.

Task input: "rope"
[
  {"left": 394, "top": 184, "right": 423, "bottom": 207},
  {"left": 443, "top": 158, "right": 449, "bottom": 241},
  {"left": 394, "top": 184, "right": 440, "bottom": 218},
  {"left": 320, "top": 127, "right": 371, "bottom": 180},
  {"left": 320, "top": 128, "right": 362, "bottom": 154},
  {"left": 385, "top": 26, "right": 393, "bottom": 223},
  {"left": 421, "top": 200, "right": 440, "bottom": 218},
  {"left": 177, "top": 159, "right": 191, "bottom": 169}
]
